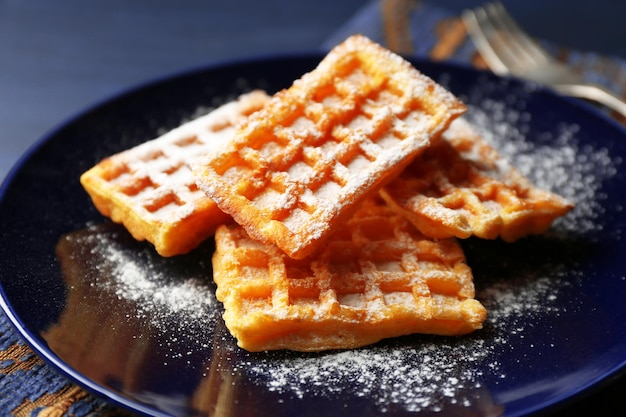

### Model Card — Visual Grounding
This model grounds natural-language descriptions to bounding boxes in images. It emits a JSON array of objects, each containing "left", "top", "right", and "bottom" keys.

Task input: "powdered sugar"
[
  {"left": 464, "top": 94, "right": 621, "bottom": 239},
  {"left": 236, "top": 273, "right": 569, "bottom": 414},
  {"left": 71, "top": 75, "right": 622, "bottom": 413},
  {"left": 250, "top": 343, "right": 489, "bottom": 412},
  {"left": 69, "top": 226, "right": 220, "bottom": 356},
  {"left": 227, "top": 86, "right": 622, "bottom": 413},
  {"left": 97, "top": 243, "right": 215, "bottom": 323}
]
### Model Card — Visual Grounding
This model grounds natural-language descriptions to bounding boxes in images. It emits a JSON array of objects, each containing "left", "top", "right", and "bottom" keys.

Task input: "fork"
[{"left": 462, "top": 2, "right": 626, "bottom": 118}]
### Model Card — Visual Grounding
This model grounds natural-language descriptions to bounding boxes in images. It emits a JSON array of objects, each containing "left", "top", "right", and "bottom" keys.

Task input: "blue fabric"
[
  {"left": 2, "top": 1, "right": 625, "bottom": 416},
  {"left": 0, "top": 313, "right": 123, "bottom": 415}
]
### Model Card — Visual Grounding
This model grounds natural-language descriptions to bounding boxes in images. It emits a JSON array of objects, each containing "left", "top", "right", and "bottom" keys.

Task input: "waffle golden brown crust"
[
  {"left": 80, "top": 91, "right": 270, "bottom": 257},
  {"left": 212, "top": 195, "right": 487, "bottom": 352},
  {"left": 193, "top": 35, "right": 466, "bottom": 260},
  {"left": 379, "top": 118, "right": 575, "bottom": 241}
]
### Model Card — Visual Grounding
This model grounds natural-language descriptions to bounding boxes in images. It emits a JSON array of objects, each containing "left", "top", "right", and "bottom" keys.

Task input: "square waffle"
[
  {"left": 212, "top": 195, "right": 487, "bottom": 352},
  {"left": 80, "top": 90, "right": 270, "bottom": 256},
  {"left": 193, "top": 35, "right": 466, "bottom": 259},
  {"left": 379, "top": 118, "right": 574, "bottom": 241}
]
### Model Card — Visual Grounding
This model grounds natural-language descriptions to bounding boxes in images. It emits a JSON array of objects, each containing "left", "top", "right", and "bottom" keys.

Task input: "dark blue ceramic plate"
[{"left": 1, "top": 55, "right": 625, "bottom": 417}]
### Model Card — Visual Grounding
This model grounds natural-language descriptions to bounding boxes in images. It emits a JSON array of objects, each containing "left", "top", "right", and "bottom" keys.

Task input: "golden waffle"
[
  {"left": 380, "top": 118, "right": 574, "bottom": 241},
  {"left": 80, "top": 91, "right": 270, "bottom": 257},
  {"left": 212, "top": 195, "right": 487, "bottom": 352},
  {"left": 194, "top": 35, "right": 466, "bottom": 259}
]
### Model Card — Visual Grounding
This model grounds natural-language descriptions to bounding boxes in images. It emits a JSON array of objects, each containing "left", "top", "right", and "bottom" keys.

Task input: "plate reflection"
[{"left": 44, "top": 222, "right": 504, "bottom": 417}]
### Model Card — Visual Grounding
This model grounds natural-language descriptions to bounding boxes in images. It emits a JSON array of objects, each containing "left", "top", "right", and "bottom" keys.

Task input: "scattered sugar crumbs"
[
  {"left": 74, "top": 81, "right": 621, "bottom": 414},
  {"left": 232, "top": 94, "right": 622, "bottom": 413},
  {"left": 62, "top": 226, "right": 221, "bottom": 361}
]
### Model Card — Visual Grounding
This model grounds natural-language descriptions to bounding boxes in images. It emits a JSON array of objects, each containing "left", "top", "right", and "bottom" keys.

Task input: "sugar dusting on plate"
[
  {"left": 72, "top": 80, "right": 622, "bottom": 414},
  {"left": 233, "top": 92, "right": 622, "bottom": 412},
  {"left": 466, "top": 97, "right": 621, "bottom": 239}
]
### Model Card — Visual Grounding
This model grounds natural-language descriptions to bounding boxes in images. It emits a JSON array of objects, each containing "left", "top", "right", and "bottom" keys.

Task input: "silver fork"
[{"left": 462, "top": 2, "right": 626, "bottom": 118}]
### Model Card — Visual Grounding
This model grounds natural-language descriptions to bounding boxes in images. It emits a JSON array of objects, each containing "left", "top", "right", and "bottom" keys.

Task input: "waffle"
[
  {"left": 212, "top": 195, "right": 487, "bottom": 352},
  {"left": 193, "top": 35, "right": 466, "bottom": 259},
  {"left": 379, "top": 118, "right": 574, "bottom": 241},
  {"left": 80, "top": 90, "right": 270, "bottom": 257}
]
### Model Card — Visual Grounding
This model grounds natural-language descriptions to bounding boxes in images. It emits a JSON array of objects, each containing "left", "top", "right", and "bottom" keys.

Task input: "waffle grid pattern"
[
  {"left": 195, "top": 35, "right": 466, "bottom": 259},
  {"left": 212, "top": 197, "right": 487, "bottom": 352},
  {"left": 80, "top": 91, "right": 270, "bottom": 256},
  {"left": 380, "top": 119, "right": 574, "bottom": 241}
]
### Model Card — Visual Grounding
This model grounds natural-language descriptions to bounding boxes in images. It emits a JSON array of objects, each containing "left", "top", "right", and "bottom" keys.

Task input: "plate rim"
[{"left": 1, "top": 52, "right": 626, "bottom": 417}]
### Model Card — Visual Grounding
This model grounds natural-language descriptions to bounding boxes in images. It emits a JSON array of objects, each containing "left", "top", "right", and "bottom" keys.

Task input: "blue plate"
[{"left": 1, "top": 54, "right": 625, "bottom": 417}]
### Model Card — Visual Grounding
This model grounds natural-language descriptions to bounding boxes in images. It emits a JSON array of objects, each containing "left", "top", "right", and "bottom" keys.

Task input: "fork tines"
[{"left": 462, "top": 2, "right": 550, "bottom": 76}]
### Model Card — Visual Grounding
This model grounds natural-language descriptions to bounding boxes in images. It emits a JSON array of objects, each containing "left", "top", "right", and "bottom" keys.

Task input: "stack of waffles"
[{"left": 80, "top": 35, "right": 573, "bottom": 352}]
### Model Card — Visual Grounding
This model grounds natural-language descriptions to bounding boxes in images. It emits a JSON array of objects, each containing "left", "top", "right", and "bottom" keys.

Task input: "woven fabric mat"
[
  {"left": 2, "top": 1, "right": 626, "bottom": 416},
  {"left": 0, "top": 315, "right": 131, "bottom": 416}
]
